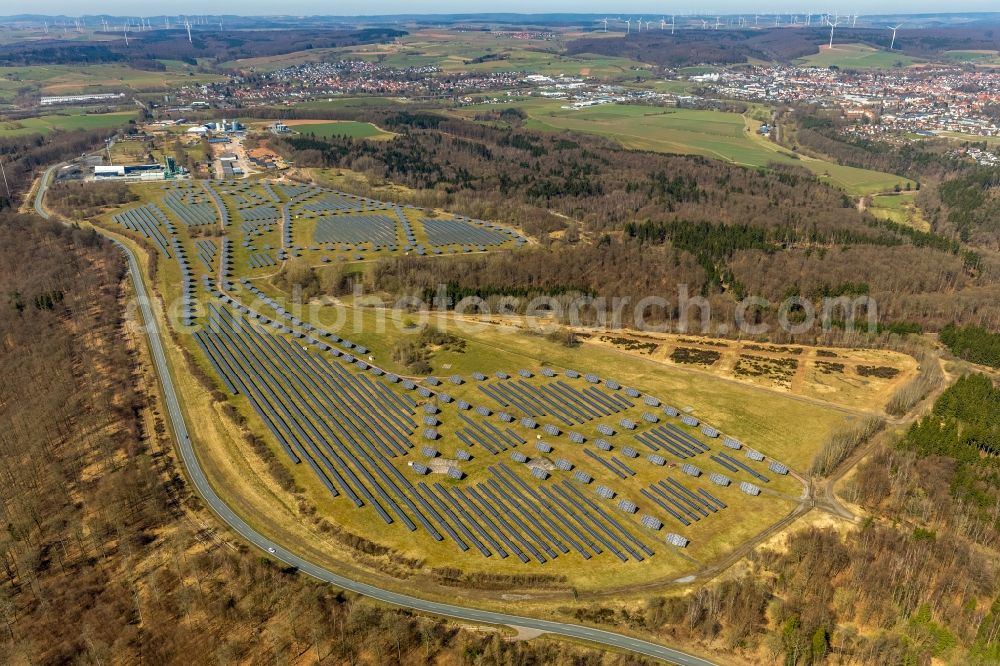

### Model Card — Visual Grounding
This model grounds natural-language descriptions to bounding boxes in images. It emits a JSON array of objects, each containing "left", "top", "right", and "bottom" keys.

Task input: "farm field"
[
  {"left": 278, "top": 119, "right": 394, "bottom": 140},
  {"left": 0, "top": 109, "right": 136, "bottom": 136},
  {"left": 0, "top": 62, "right": 224, "bottom": 102},
  {"left": 220, "top": 47, "right": 349, "bottom": 71},
  {"left": 89, "top": 177, "right": 848, "bottom": 594},
  {"left": 468, "top": 100, "right": 912, "bottom": 195},
  {"left": 943, "top": 49, "right": 1000, "bottom": 65},
  {"left": 935, "top": 130, "right": 1000, "bottom": 146},
  {"left": 293, "top": 96, "right": 409, "bottom": 111},
  {"left": 330, "top": 29, "right": 653, "bottom": 80},
  {"left": 795, "top": 43, "right": 919, "bottom": 69}
]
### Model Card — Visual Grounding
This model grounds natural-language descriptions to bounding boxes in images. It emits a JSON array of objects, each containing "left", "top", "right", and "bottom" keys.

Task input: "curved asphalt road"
[{"left": 35, "top": 165, "right": 715, "bottom": 666}]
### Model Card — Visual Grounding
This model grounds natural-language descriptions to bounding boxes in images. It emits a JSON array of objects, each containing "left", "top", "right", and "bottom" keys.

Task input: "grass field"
[
  {"left": 219, "top": 29, "right": 652, "bottom": 80},
  {"left": 943, "top": 50, "right": 1000, "bottom": 66},
  {"left": 0, "top": 110, "right": 137, "bottom": 137},
  {"left": 0, "top": 63, "right": 224, "bottom": 102},
  {"left": 219, "top": 48, "right": 347, "bottom": 71},
  {"left": 471, "top": 100, "right": 911, "bottom": 195},
  {"left": 293, "top": 96, "right": 409, "bottom": 111},
  {"left": 280, "top": 119, "right": 394, "bottom": 140},
  {"left": 867, "top": 192, "right": 930, "bottom": 231},
  {"left": 935, "top": 131, "right": 1000, "bottom": 146},
  {"left": 256, "top": 29, "right": 657, "bottom": 81},
  {"left": 795, "top": 43, "right": 918, "bottom": 69}
]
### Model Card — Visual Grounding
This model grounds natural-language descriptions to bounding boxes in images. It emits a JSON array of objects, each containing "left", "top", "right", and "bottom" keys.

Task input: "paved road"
[{"left": 34, "top": 165, "right": 716, "bottom": 666}]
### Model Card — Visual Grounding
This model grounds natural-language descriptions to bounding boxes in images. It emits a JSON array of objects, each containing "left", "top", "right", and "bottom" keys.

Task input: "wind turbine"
[
  {"left": 123, "top": 23, "right": 128, "bottom": 47},
  {"left": 888, "top": 23, "right": 902, "bottom": 50},
  {"left": 625, "top": 18, "right": 631, "bottom": 34},
  {"left": 671, "top": 15, "right": 676, "bottom": 34},
  {"left": 715, "top": 16, "right": 721, "bottom": 30},
  {"left": 660, "top": 17, "right": 666, "bottom": 30},
  {"left": 853, "top": 14, "right": 859, "bottom": 27},
  {"left": 827, "top": 16, "right": 840, "bottom": 49},
  {"left": 601, "top": 17, "right": 608, "bottom": 32},
  {"left": 185, "top": 18, "right": 193, "bottom": 43},
  {"left": 637, "top": 17, "right": 643, "bottom": 32}
]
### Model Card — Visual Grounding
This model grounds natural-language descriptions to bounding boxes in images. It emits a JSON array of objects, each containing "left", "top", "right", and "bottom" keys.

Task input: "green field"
[
  {"left": 237, "top": 44, "right": 652, "bottom": 80},
  {"left": 0, "top": 110, "right": 137, "bottom": 137},
  {"left": 252, "top": 29, "right": 657, "bottom": 81},
  {"left": 477, "top": 100, "right": 911, "bottom": 195},
  {"left": 935, "top": 131, "right": 1000, "bottom": 146},
  {"left": 943, "top": 50, "right": 1000, "bottom": 65},
  {"left": 795, "top": 43, "right": 918, "bottom": 69},
  {"left": 293, "top": 96, "right": 409, "bottom": 111},
  {"left": 868, "top": 192, "right": 929, "bottom": 231},
  {"left": 283, "top": 120, "right": 394, "bottom": 140},
  {"left": 0, "top": 63, "right": 224, "bottom": 102}
]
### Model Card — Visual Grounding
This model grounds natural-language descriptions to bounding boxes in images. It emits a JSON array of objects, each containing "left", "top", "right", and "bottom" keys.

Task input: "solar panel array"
[
  {"left": 162, "top": 188, "right": 218, "bottom": 227},
  {"left": 313, "top": 214, "right": 399, "bottom": 246},
  {"left": 421, "top": 217, "right": 512, "bottom": 247},
  {"left": 238, "top": 204, "right": 280, "bottom": 223},
  {"left": 247, "top": 252, "right": 277, "bottom": 269},
  {"left": 478, "top": 379, "right": 633, "bottom": 426},
  {"left": 194, "top": 239, "right": 217, "bottom": 271},
  {"left": 112, "top": 205, "right": 172, "bottom": 256},
  {"left": 299, "top": 191, "right": 371, "bottom": 214},
  {"left": 117, "top": 178, "right": 802, "bottom": 567}
]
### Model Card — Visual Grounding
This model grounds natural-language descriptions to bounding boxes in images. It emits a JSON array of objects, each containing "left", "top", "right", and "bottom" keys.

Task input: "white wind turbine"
[
  {"left": 625, "top": 18, "right": 631, "bottom": 34},
  {"left": 122, "top": 23, "right": 129, "bottom": 47},
  {"left": 185, "top": 18, "right": 193, "bottom": 43},
  {"left": 827, "top": 15, "right": 840, "bottom": 49},
  {"left": 661, "top": 17, "right": 666, "bottom": 30},
  {"left": 715, "top": 16, "right": 721, "bottom": 29},
  {"left": 888, "top": 23, "right": 903, "bottom": 50},
  {"left": 637, "top": 17, "right": 643, "bottom": 32},
  {"left": 601, "top": 17, "right": 609, "bottom": 32},
  {"left": 671, "top": 15, "right": 676, "bottom": 34}
]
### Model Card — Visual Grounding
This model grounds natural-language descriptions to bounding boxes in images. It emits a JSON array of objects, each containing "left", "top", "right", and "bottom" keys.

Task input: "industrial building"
[{"left": 93, "top": 157, "right": 184, "bottom": 181}]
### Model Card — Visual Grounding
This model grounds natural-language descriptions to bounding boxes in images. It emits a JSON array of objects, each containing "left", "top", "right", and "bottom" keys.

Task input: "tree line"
[{"left": 270, "top": 111, "right": 1000, "bottom": 338}]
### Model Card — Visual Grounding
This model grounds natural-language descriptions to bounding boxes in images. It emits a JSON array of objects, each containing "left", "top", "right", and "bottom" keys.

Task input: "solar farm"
[
  {"left": 99, "top": 177, "right": 811, "bottom": 589},
  {"left": 110, "top": 179, "right": 529, "bottom": 279}
]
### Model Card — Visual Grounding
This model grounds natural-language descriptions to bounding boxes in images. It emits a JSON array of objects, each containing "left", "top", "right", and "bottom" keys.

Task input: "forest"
[
  {"left": 564, "top": 27, "right": 1000, "bottom": 67},
  {"left": 0, "top": 28, "right": 405, "bottom": 66},
  {"left": 0, "top": 127, "right": 124, "bottom": 208},
  {"left": 270, "top": 111, "right": 1000, "bottom": 338},
  {"left": 939, "top": 324, "right": 1000, "bottom": 370}
]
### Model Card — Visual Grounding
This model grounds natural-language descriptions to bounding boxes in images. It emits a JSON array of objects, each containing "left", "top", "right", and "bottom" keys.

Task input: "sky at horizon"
[{"left": 4, "top": 3, "right": 1000, "bottom": 17}]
